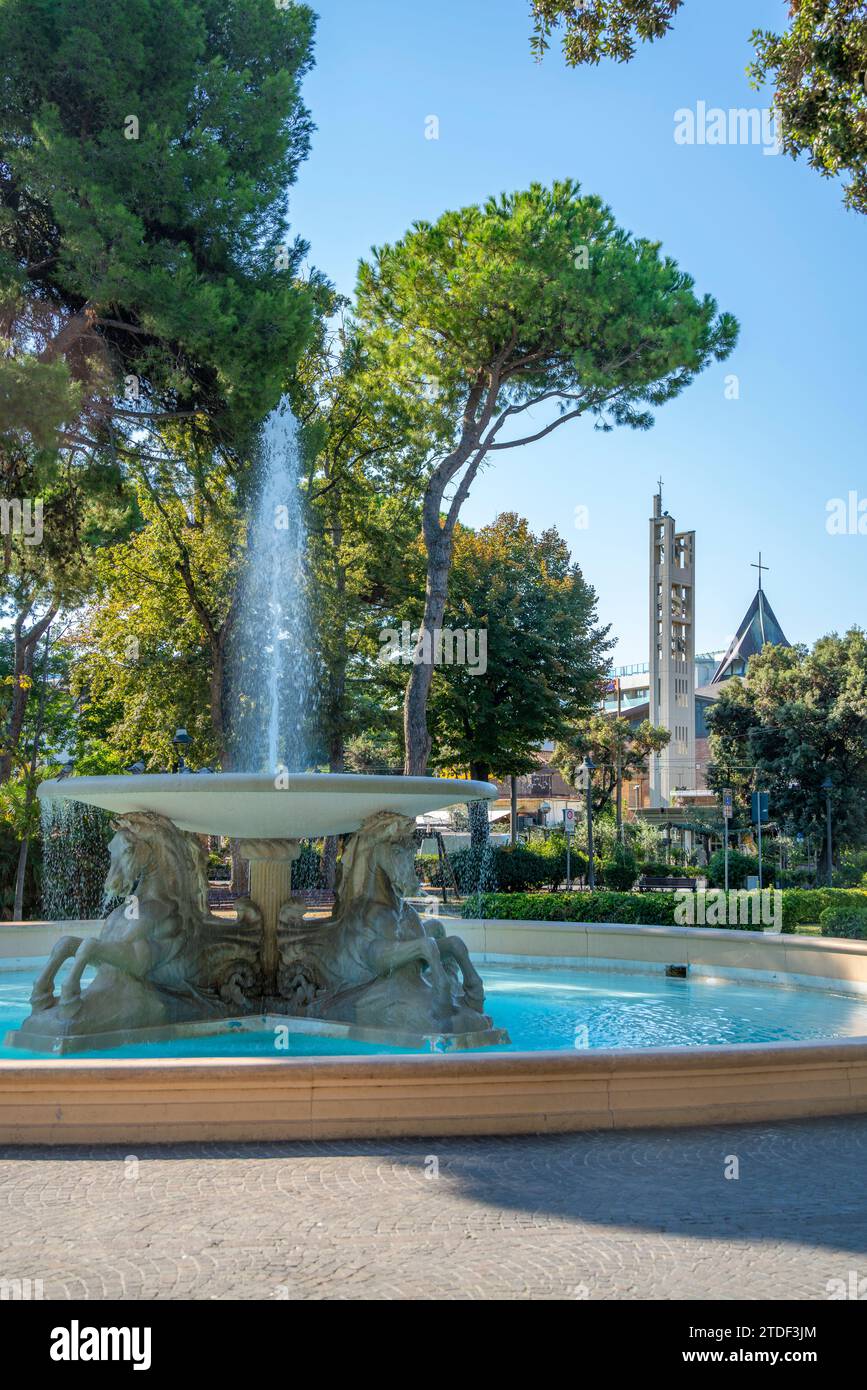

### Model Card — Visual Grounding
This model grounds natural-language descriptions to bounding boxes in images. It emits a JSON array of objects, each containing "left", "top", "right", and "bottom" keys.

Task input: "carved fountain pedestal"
[
  {"left": 6, "top": 774, "right": 508, "bottom": 1055},
  {"left": 239, "top": 839, "right": 301, "bottom": 995}
]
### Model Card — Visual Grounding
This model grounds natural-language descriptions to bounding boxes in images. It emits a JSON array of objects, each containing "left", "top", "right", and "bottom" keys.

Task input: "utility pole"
[
  {"left": 614, "top": 677, "right": 623, "bottom": 842},
  {"left": 752, "top": 789, "right": 769, "bottom": 887},
  {"left": 585, "top": 756, "right": 596, "bottom": 889},
  {"left": 821, "top": 776, "right": 834, "bottom": 887}
]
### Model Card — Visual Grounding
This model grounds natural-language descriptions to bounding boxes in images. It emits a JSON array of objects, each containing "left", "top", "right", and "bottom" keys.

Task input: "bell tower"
[{"left": 648, "top": 484, "right": 696, "bottom": 807}]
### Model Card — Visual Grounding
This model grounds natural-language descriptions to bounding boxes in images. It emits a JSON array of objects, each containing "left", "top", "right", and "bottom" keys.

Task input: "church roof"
[{"left": 711, "top": 588, "right": 790, "bottom": 684}]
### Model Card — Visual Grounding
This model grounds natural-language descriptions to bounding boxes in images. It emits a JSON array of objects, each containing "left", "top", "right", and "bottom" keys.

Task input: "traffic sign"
[
  {"left": 563, "top": 807, "right": 576, "bottom": 837},
  {"left": 751, "top": 791, "right": 769, "bottom": 825},
  {"left": 722, "top": 788, "right": 733, "bottom": 820}
]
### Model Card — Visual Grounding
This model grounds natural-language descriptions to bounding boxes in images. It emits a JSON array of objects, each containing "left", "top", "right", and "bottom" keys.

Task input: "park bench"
[{"left": 638, "top": 874, "right": 697, "bottom": 892}]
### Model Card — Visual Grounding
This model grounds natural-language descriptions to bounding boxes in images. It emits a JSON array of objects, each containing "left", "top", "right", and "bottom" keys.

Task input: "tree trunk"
[
  {"left": 400, "top": 382, "right": 495, "bottom": 775},
  {"left": 230, "top": 841, "right": 249, "bottom": 897},
  {"left": 13, "top": 836, "right": 29, "bottom": 922},
  {"left": 12, "top": 625, "right": 52, "bottom": 919},
  {"left": 210, "top": 639, "right": 226, "bottom": 769},
  {"left": 403, "top": 531, "right": 452, "bottom": 775},
  {"left": 0, "top": 602, "right": 58, "bottom": 785},
  {"left": 321, "top": 836, "right": 339, "bottom": 892}
]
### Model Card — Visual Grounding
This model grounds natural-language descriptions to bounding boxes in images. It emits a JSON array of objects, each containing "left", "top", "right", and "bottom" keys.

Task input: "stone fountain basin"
[{"left": 37, "top": 772, "right": 497, "bottom": 839}]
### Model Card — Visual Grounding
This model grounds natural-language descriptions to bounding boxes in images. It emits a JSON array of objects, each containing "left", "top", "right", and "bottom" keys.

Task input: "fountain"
[{"left": 7, "top": 406, "right": 506, "bottom": 1055}]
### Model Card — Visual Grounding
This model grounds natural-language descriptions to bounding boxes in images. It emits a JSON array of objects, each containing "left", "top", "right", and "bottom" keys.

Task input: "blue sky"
[{"left": 290, "top": 0, "right": 867, "bottom": 666}]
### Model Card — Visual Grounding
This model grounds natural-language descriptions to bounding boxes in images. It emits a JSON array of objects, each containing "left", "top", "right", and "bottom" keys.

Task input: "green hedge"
[
  {"left": 462, "top": 886, "right": 867, "bottom": 932},
  {"left": 819, "top": 903, "right": 867, "bottom": 939},
  {"left": 780, "top": 887, "right": 867, "bottom": 931},
  {"left": 462, "top": 891, "right": 682, "bottom": 925}
]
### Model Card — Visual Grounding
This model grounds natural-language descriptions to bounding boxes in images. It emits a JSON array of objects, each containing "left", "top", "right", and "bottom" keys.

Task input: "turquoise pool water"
[{"left": 3, "top": 958, "right": 867, "bottom": 1059}]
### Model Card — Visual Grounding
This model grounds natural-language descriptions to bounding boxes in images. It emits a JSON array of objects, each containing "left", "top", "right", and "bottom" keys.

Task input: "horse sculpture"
[
  {"left": 277, "top": 811, "right": 494, "bottom": 1039},
  {"left": 27, "top": 812, "right": 262, "bottom": 1040},
  {"left": 18, "top": 807, "right": 502, "bottom": 1051}
]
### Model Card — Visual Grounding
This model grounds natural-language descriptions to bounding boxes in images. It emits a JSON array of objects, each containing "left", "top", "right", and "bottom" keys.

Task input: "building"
[
  {"left": 482, "top": 489, "right": 792, "bottom": 844},
  {"left": 604, "top": 490, "right": 791, "bottom": 819},
  {"left": 648, "top": 488, "right": 696, "bottom": 806}
]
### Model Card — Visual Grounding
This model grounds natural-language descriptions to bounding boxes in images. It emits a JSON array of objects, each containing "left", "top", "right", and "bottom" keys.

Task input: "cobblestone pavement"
[{"left": 1, "top": 1116, "right": 867, "bottom": 1300}]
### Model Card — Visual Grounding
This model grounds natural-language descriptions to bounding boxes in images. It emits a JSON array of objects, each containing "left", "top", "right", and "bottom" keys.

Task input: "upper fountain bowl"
[{"left": 37, "top": 772, "right": 499, "bottom": 840}]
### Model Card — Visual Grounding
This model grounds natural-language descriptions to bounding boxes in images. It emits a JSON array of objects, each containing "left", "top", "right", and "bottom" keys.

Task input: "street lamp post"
[
  {"left": 584, "top": 756, "right": 596, "bottom": 890},
  {"left": 821, "top": 776, "right": 834, "bottom": 888},
  {"left": 173, "top": 727, "right": 192, "bottom": 774}
]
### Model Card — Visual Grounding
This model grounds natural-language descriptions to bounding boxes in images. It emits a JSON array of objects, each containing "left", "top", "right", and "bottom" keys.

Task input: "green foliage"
[
  {"left": 343, "top": 731, "right": 403, "bottom": 775},
  {"left": 706, "top": 631, "right": 867, "bottom": 857},
  {"left": 0, "top": 824, "right": 40, "bottom": 918},
  {"left": 750, "top": 1, "right": 867, "bottom": 215},
  {"left": 463, "top": 888, "right": 859, "bottom": 932},
  {"left": 462, "top": 890, "right": 682, "bottom": 924},
  {"left": 531, "top": 1, "right": 682, "bottom": 66},
  {"left": 781, "top": 887, "right": 867, "bottom": 930},
  {"left": 601, "top": 842, "right": 638, "bottom": 890},
  {"left": 638, "top": 860, "right": 697, "bottom": 879},
  {"left": 0, "top": 0, "right": 320, "bottom": 449},
  {"left": 389, "top": 513, "right": 612, "bottom": 780},
  {"left": 530, "top": 2, "right": 867, "bottom": 216},
  {"left": 296, "top": 313, "right": 435, "bottom": 770},
  {"left": 41, "top": 803, "right": 113, "bottom": 921},
  {"left": 1, "top": 0, "right": 323, "bottom": 797},
  {"left": 552, "top": 713, "right": 669, "bottom": 817},
  {"left": 293, "top": 841, "right": 324, "bottom": 891},
  {"left": 355, "top": 178, "right": 736, "bottom": 770},
  {"left": 358, "top": 179, "right": 737, "bottom": 446},
  {"left": 819, "top": 902, "right": 867, "bottom": 939},
  {"left": 707, "top": 849, "right": 773, "bottom": 889},
  {"left": 70, "top": 480, "right": 238, "bottom": 770},
  {"left": 417, "top": 841, "right": 585, "bottom": 894},
  {"left": 836, "top": 848, "right": 867, "bottom": 886}
]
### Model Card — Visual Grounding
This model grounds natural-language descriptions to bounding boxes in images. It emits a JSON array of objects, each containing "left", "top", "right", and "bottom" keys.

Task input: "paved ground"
[{"left": 2, "top": 1116, "right": 867, "bottom": 1300}]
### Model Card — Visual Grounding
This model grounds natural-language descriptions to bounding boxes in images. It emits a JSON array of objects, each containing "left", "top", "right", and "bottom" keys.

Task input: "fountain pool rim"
[
  {"left": 37, "top": 771, "right": 498, "bottom": 839},
  {"left": 4, "top": 920, "right": 867, "bottom": 1143}
]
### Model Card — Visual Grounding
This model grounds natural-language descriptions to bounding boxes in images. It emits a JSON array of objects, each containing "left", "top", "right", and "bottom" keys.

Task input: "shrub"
[
  {"left": 462, "top": 890, "right": 681, "bottom": 925},
  {"left": 532, "top": 833, "right": 576, "bottom": 891},
  {"left": 601, "top": 843, "right": 638, "bottom": 892},
  {"left": 819, "top": 903, "right": 867, "bottom": 939},
  {"left": 707, "top": 849, "right": 773, "bottom": 889},
  {"left": 781, "top": 887, "right": 867, "bottom": 931},
  {"left": 462, "top": 889, "right": 796, "bottom": 931},
  {"left": 415, "top": 853, "right": 443, "bottom": 886},
  {"left": 422, "top": 842, "right": 588, "bottom": 895},
  {"left": 293, "top": 841, "right": 324, "bottom": 891}
]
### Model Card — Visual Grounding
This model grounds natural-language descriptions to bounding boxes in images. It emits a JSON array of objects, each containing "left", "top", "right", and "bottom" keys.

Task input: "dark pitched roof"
[{"left": 711, "top": 589, "right": 790, "bottom": 684}]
